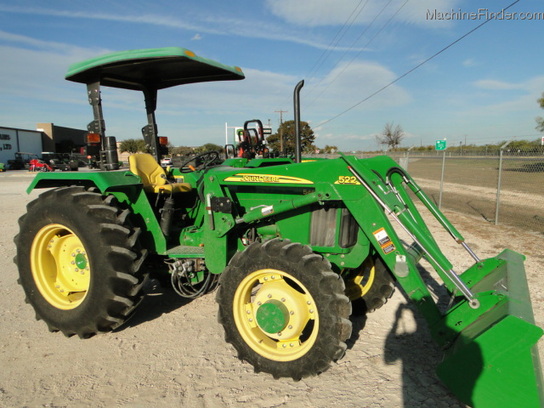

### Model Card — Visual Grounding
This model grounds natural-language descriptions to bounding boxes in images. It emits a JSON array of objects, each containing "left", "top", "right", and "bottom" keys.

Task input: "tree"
[
  {"left": 321, "top": 145, "right": 338, "bottom": 154},
  {"left": 376, "top": 122, "right": 404, "bottom": 150},
  {"left": 119, "top": 138, "right": 147, "bottom": 154},
  {"left": 195, "top": 143, "right": 223, "bottom": 153},
  {"left": 266, "top": 120, "right": 316, "bottom": 154},
  {"left": 536, "top": 92, "right": 544, "bottom": 133},
  {"left": 171, "top": 146, "right": 195, "bottom": 156}
]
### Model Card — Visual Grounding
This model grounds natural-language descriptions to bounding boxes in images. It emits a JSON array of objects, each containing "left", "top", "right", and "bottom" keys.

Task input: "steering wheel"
[{"left": 179, "top": 151, "right": 220, "bottom": 173}]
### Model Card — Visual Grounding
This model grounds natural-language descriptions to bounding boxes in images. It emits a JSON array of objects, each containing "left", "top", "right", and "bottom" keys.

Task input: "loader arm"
[{"left": 339, "top": 154, "right": 543, "bottom": 408}]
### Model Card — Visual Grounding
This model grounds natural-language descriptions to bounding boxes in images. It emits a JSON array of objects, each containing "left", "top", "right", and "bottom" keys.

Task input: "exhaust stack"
[{"left": 293, "top": 80, "right": 304, "bottom": 163}]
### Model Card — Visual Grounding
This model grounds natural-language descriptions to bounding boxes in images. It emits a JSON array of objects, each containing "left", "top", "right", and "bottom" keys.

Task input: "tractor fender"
[
  {"left": 26, "top": 170, "right": 142, "bottom": 193},
  {"left": 26, "top": 170, "right": 167, "bottom": 254}
]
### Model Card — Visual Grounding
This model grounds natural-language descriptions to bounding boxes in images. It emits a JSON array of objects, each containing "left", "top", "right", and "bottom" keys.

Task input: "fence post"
[
  {"left": 438, "top": 150, "right": 446, "bottom": 209},
  {"left": 495, "top": 140, "right": 511, "bottom": 225}
]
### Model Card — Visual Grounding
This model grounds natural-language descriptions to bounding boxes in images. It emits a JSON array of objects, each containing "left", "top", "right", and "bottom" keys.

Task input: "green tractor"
[{"left": 14, "top": 47, "right": 543, "bottom": 407}]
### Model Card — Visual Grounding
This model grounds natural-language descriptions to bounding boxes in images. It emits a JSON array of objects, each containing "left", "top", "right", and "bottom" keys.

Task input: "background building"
[
  {"left": 0, "top": 126, "right": 44, "bottom": 165},
  {"left": 36, "top": 123, "right": 87, "bottom": 153},
  {"left": 0, "top": 123, "right": 87, "bottom": 166}
]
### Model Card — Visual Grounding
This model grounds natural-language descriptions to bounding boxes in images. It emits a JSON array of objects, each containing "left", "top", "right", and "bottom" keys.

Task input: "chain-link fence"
[
  {"left": 387, "top": 147, "right": 544, "bottom": 234},
  {"left": 306, "top": 147, "right": 544, "bottom": 234}
]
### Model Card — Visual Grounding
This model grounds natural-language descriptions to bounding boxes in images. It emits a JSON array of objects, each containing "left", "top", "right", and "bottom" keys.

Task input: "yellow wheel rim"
[
  {"left": 345, "top": 258, "right": 376, "bottom": 301},
  {"left": 30, "top": 223, "right": 90, "bottom": 310},
  {"left": 233, "top": 268, "right": 319, "bottom": 362}
]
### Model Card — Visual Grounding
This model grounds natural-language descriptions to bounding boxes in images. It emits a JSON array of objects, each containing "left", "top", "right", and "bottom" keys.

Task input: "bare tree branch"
[{"left": 376, "top": 122, "right": 404, "bottom": 150}]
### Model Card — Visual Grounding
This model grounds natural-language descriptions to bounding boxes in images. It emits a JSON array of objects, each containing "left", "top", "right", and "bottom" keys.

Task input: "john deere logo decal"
[{"left": 224, "top": 173, "right": 313, "bottom": 184}]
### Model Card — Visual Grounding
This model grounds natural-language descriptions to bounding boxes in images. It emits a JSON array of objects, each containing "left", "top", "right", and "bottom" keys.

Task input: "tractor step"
[{"left": 166, "top": 245, "right": 205, "bottom": 258}]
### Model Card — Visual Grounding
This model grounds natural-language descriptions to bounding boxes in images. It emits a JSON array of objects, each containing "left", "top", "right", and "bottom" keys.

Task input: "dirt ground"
[{"left": 0, "top": 170, "right": 542, "bottom": 408}]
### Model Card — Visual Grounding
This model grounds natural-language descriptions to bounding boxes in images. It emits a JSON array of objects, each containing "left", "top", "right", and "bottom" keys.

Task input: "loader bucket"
[{"left": 436, "top": 250, "right": 543, "bottom": 408}]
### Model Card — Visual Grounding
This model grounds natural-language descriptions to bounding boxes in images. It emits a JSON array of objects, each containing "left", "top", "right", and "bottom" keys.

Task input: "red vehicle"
[{"left": 29, "top": 159, "right": 53, "bottom": 172}]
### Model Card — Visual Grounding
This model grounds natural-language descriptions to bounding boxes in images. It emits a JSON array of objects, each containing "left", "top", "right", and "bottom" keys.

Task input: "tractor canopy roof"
[{"left": 65, "top": 47, "right": 244, "bottom": 91}]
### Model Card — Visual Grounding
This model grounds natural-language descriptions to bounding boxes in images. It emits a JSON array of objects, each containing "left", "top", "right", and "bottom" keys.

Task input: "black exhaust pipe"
[
  {"left": 293, "top": 80, "right": 304, "bottom": 163},
  {"left": 102, "top": 136, "right": 119, "bottom": 170}
]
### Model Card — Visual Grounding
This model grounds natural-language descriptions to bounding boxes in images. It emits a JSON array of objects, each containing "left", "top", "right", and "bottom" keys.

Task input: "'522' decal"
[{"left": 334, "top": 175, "right": 361, "bottom": 185}]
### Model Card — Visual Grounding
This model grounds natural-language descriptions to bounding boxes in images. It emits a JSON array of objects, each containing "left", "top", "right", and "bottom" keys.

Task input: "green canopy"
[{"left": 65, "top": 47, "right": 244, "bottom": 90}]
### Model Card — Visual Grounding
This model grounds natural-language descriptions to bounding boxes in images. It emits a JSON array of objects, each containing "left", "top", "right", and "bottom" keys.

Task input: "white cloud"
[
  {"left": 458, "top": 76, "right": 544, "bottom": 126},
  {"left": 308, "top": 60, "right": 411, "bottom": 114},
  {"left": 397, "top": 0, "right": 462, "bottom": 26},
  {"left": 0, "top": 31, "right": 113, "bottom": 111},
  {"left": 473, "top": 79, "right": 524, "bottom": 91},
  {"left": 0, "top": 5, "right": 356, "bottom": 51},
  {"left": 0, "top": 30, "right": 110, "bottom": 56},
  {"left": 462, "top": 58, "right": 478, "bottom": 67},
  {"left": 265, "top": 0, "right": 461, "bottom": 27},
  {"left": 0, "top": 5, "right": 204, "bottom": 32},
  {"left": 0, "top": 43, "right": 97, "bottom": 102},
  {"left": 191, "top": 33, "right": 203, "bottom": 41}
]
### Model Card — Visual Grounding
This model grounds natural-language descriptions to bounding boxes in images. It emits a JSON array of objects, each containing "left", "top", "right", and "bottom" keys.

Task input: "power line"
[
  {"left": 308, "top": 0, "right": 408, "bottom": 108},
  {"left": 305, "top": 0, "right": 369, "bottom": 82},
  {"left": 315, "top": 0, "right": 521, "bottom": 129},
  {"left": 297, "top": 0, "right": 370, "bottom": 109},
  {"left": 284, "top": 0, "right": 399, "bottom": 112}
]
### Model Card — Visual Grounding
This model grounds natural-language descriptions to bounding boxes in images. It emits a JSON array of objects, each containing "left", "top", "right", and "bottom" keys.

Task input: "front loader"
[{"left": 14, "top": 47, "right": 543, "bottom": 407}]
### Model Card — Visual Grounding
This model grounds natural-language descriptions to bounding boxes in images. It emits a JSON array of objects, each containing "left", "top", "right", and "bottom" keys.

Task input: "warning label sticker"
[{"left": 373, "top": 228, "right": 395, "bottom": 254}]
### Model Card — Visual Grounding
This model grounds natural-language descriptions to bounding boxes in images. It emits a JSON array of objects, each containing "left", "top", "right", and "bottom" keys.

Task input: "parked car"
[{"left": 160, "top": 157, "right": 173, "bottom": 167}]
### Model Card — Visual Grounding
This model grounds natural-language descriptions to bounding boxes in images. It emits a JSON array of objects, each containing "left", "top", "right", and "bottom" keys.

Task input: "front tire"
[
  {"left": 15, "top": 186, "right": 148, "bottom": 338},
  {"left": 216, "top": 239, "right": 352, "bottom": 380}
]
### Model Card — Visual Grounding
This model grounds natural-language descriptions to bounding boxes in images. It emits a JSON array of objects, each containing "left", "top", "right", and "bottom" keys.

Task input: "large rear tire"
[
  {"left": 14, "top": 186, "right": 148, "bottom": 338},
  {"left": 216, "top": 239, "right": 352, "bottom": 380}
]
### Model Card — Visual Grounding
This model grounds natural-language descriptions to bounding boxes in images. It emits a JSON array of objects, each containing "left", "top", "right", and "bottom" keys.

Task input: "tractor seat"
[{"left": 128, "top": 153, "right": 192, "bottom": 194}]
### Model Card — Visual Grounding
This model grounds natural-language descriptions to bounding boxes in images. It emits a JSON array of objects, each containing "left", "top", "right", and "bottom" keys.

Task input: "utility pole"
[{"left": 275, "top": 110, "right": 288, "bottom": 153}]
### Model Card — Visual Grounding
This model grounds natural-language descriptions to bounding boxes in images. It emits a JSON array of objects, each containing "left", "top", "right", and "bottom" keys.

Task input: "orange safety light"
[
  {"left": 158, "top": 136, "right": 168, "bottom": 146},
  {"left": 86, "top": 132, "right": 101, "bottom": 144}
]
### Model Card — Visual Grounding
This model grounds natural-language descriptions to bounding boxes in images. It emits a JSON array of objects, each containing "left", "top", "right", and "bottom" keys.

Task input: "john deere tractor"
[{"left": 14, "top": 47, "right": 543, "bottom": 407}]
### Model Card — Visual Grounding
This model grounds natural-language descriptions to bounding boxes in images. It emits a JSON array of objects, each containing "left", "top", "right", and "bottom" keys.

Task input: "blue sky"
[{"left": 0, "top": 0, "right": 543, "bottom": 151}]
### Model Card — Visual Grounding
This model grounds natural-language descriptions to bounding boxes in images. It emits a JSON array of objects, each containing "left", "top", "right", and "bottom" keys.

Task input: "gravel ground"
[{"left": 0, "top": 170, "right": 542, "bottom": 408}]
